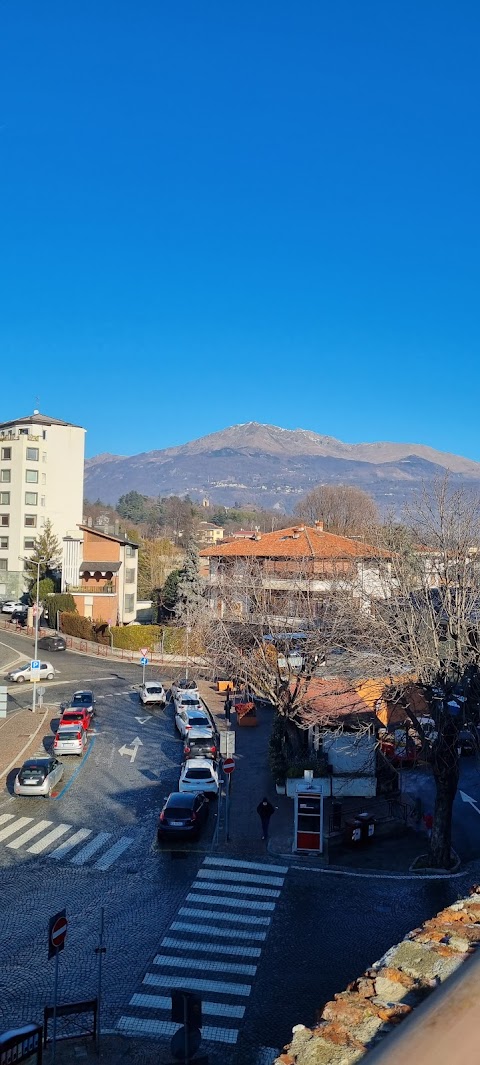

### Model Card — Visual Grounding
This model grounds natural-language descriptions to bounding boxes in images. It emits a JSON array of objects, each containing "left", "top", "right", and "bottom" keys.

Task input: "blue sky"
[{"left": 1, "top": 1, "right": 479, "bottom": 459}]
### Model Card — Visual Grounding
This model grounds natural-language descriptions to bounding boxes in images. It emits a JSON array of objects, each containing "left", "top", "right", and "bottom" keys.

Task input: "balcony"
[{"left": 68, "top": 583, "right": 115, "bottom": 595}]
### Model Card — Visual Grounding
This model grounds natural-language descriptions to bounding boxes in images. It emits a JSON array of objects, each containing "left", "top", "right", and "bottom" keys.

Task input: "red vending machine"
[{"left": 294, "top": 789, "right": 324, "bottom": 854}]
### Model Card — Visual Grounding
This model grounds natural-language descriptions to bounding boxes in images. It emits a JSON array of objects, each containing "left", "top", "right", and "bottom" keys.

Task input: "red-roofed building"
[{"left": 200, "top": 521, "right": 390, "bottom": 624}]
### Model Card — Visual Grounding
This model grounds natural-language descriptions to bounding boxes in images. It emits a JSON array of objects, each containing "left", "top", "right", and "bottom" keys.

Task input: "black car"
[
  {"left": 183, "top": 735, "right": 219, "bottom": 760},
  {"left": 38, "top": 635, "right": 67, "bottom": 652},
  {"left": 10, "top": 609, "right": 27, "bottom": 627},
  {"left": 157, "top": 791, "right": 209, "bottom": 841},
  {"left": 70, "top": 690, "right": 96, "bottom": 715}
]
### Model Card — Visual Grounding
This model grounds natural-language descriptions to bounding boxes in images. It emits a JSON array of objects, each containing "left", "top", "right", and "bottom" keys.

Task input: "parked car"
[
  {"left": 14, "top": 757, "right": 64, "bottom": 797},
  {"left": 139, "top": 682, "right": 166, "bottom": 707},
  {"left": 38, "top": 635, "right": 66, "bottom": 652},
  {"left": 171, "top": 678, "right": 199, "bottom": 698},
  {"left": 53, "top": 724, "right": 88, "bottom": 757},
  {"left": 175, "top": 705, "right": 213, "bottom": 738},
  {"left": 1, "top": 601, "right": 24, "bottom": 614},
  {"left": 70, "top": 690, "right": 96, "bottom": 714},
  {"left": 9, "top": 610, "right": 27, "bottom": 627},
  {"left": 179, "top": 757, "right": 220, "bottom": 796},
  {"left": 60, "top": 707, "right": 93, "bottom": 731},
  {"left": 157, "top": 791, "right": 209, "bottom": 841},
  {"left": 183, "top": 735, "right": 219, "bottom": 760},
  {"left": 8, "top": 661, "right": 56, "bottom": 683}
]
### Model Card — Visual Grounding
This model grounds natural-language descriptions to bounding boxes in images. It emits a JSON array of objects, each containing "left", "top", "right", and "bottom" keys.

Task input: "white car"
[
  {"left": 139, "top": 682, "right": 166, "bottom": 707},
  {"left": 179, "top": 757, "right": 220, "bottom": 796},
  {"left": 53, "top": 724, "right": 88, "bottom": 756},
  {"left": 173, "top": 691, "right": 202, "bottom": 714},
  {"left": 2, "top": 601, "right": 24, "bottom": 614},
  {"left": 175, "top": 705, "right": 213, "bottom": 738},
  {"left": 8, "top": 661, "right": 56, "bottom": 683}
]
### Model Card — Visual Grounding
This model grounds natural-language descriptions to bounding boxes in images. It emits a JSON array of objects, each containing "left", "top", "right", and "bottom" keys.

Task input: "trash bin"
[
  {"left": 357, "top": 812, "right": 375, "bottom": 843},
  {"left": 344, "top": 819, "right": 363, "bottom": 846}
]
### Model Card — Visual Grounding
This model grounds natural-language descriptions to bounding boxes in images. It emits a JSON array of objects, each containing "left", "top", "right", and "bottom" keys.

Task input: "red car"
[{"left": 60, "top": 706, "right": 92, "bottom": 731}]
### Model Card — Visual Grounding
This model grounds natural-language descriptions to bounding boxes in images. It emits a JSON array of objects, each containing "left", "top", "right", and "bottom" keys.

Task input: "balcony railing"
[{"left": 68, "top": 583, "right": 115, "bottom": 595}]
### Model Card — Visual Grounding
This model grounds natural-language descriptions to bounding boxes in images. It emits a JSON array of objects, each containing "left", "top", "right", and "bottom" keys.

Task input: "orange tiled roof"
[{"left": 199, "top": 525, "right": 384, "bottom": 560}]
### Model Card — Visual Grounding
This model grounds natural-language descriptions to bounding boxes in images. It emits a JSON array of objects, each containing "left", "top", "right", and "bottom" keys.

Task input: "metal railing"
[{"left": 66, "top": 584, "right": 115, "bottom": 595}]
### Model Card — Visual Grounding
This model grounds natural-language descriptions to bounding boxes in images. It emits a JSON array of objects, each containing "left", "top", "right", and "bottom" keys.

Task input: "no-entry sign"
[
  {"left": 223, "top": 757, "right": 235, "bottom": 775},
  {"left": 48, "top": 909, "right": 68, "bottom": 959}
]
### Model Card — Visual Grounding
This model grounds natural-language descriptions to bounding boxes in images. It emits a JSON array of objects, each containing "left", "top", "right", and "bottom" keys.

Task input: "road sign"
[
  {"left": 48, "top": 908, "right": 68, "bottom": 959},
  {"left": 140, "top": 656, "right": 148, "bottom": 666},
  {"left": 140, "top": 647, "right": 148, "bottom": 656},
  {"left": 223, "top": 757, "right": 235, "bottom": 774},
  {"left": 30, "top": 659, "right": 41, "bottom": 675},
  {"left": 220, "top": 731, "right": 235, "bottom": 757},
  {"left": 38, "top": 686, "right": 46, "bottom": 696},
  {"left": 171, "top": 989, "right": 202, "bottom": 1028}
]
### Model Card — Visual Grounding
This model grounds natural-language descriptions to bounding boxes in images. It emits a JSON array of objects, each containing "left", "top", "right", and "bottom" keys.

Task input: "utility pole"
[{"left": 19, "top": 554, "right": 45, "bottom": 714}]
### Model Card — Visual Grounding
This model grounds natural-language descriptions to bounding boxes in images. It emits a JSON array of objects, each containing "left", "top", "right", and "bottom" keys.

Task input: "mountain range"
[{"left": 84, "top": 422, "right": 480, "bottom": 514}]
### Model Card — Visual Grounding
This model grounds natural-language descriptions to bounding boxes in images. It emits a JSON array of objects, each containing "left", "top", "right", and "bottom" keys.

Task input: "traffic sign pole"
[{"left": 52, "top": 948, "right": 59, "bottom": 1065}]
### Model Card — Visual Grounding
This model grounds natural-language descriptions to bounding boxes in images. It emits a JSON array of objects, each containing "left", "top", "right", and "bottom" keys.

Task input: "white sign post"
[{"left": 0, "top": 685, "right": 7, "bottom": 719}]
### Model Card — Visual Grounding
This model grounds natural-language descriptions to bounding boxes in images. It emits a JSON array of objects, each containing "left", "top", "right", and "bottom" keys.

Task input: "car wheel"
[
  {"left": 16, "top": 675, "right": 25, "bottom": 683},
  {"left": 47, "top": 673, "right": 54, "bottom": 680}
]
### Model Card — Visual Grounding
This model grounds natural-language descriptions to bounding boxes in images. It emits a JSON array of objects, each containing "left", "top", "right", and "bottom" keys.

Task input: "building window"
[
  {"left": 125, "top": 568, "right": 136, "bottom": 584},
  {"left": 25, "top": 492, "right": 38, "bottom": 506},
  {"left": 26, "top": 447, "right": 39, "bottom": 461},
  {"left": 0, "top": 559, "right": 7, "bottom": 572},
  {"left": 24, "top": 515, "right": 37, "bottom": 528},
  {"left": 124, "top": 593, "right": 135, "bottom": 613},
  {"left": 25, "top": 469, "right": 38, "bottom": 483},
  {"left": 41, "top": 495, "right": 46, "bottom": 506},
  {"left": 0, "top": 515, "right": 9, "bottom": 527},
  {"left": 41, "top": 473, "right": 46, "bottom": 485},
  {"left": 42, "top": 430, "right": 47, "bottom": 440},
  {"left": 0, "top": 536, "right": 8, "bottom": 549},
  {"left": 19, "top": 428, "right": 28, "bottom": 436},
  {"left": 42, "top": 452, "right": 47, "bottom": 462},
  {"left": 1, "top": 447, "right": 11, "bottom": 460},
  {"left": 24, "top": 538, "right": 36, "bottom": 550},
  {"left": 125, "top": 545, "right": 135, "bottom": 558},
  {"left": 0, "top": 470, "right": 11, "bottom": 483},
  {"left": 0, "top": 493, "right": 10, "bottom": 506}
]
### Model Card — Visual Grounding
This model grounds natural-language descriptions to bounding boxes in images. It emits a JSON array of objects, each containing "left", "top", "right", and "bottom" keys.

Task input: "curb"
[
  {"left": 266, "top": 844, "right": 470, "bottom": 880},
  {"left": 0, "top": 707, "right": 49, "bottom": 781}
]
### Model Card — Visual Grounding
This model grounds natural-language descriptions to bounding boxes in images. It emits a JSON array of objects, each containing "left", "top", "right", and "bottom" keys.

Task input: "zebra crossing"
[
  {"left": 0, "top": 812, "right": 134, "bottom": 870},
  {"left": 117, "top": 854, "right": 288, "bottom": 1048}
]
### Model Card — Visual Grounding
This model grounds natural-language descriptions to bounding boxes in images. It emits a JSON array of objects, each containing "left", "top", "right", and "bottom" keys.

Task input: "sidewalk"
[{"left": 0, "top": 706, "right": 49, "bottom": 783}]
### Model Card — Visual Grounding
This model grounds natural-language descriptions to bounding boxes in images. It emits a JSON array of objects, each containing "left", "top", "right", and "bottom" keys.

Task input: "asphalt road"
[{"left": 0, "top": 633, "right": 478, "bottom": 1064}]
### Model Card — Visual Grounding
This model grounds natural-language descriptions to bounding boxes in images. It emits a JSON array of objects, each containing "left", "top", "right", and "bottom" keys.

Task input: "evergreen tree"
[
  {"left": 175, "top": 540, "right": 204, "bottom": 623},
  {"left": 25, "top": 520, "right": 61, "bottom": 585}
]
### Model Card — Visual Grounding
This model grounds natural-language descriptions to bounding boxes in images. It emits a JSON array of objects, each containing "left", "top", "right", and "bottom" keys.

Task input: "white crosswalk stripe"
[
  {"left": 117, "top": 855, "right": 288, "bottom": 1047},
  {"left": 0, "top": 815, "right": 134, "bottom": 871}
]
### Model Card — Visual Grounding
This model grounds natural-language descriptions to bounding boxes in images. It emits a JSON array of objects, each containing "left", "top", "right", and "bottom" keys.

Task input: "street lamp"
[{"left": 19, "top": 555, "right": 46, "bottom": 714}]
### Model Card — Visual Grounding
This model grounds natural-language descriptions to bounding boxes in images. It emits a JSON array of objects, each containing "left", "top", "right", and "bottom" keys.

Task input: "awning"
[{"left": 79, "top": 561, "right": 121, "bottom": 574}]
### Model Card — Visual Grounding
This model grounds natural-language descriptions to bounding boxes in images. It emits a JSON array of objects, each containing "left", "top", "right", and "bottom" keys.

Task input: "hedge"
[
  {"left": 110, "top": 624, "right": 162, "bottom": 650},
  {"left": 60, "top": 612, "right": 96, "bottom": 640}
]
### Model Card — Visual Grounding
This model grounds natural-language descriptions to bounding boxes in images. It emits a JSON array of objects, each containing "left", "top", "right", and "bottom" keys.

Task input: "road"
[{"left": 0, "top": 631, "right": 476, "bottom": 1063}]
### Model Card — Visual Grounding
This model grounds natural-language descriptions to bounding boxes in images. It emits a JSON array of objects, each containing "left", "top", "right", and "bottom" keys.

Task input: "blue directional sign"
[{"left": 140, "top": 656, "right": 148, "bottom": 666}]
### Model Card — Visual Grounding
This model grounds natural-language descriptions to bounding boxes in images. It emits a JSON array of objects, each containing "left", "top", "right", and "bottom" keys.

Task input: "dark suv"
[{"left": 183, "top": 735, "right": 219, "bottom": 760}]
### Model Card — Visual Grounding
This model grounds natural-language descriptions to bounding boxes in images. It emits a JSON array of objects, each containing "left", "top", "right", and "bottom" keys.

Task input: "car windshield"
[
  {"left": 73, "top": 693, "right": 91, "bottom": 704},
  {"left": 185, "top": 769, "right": 212, "bottom": 779}
]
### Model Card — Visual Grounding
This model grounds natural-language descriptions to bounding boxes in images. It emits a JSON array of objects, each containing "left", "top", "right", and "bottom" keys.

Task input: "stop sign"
[{"left": 223, "top": 757, "right": 235, "bottom": 774}]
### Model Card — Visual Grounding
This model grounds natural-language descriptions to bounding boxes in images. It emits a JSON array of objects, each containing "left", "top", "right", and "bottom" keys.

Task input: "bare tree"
[
  {"left": 295, "top": 484, "right": 378, "bottom": 536},
  {"left": 359, "top": 478, "right": 480, "bottom": 868}
]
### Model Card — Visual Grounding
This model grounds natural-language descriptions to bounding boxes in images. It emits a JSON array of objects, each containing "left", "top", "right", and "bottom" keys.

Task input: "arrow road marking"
[
  {"left": 118, "top": 737, "right": 143, "bottom": 763},
  {"left": 460, "top": 790, "right": 480, "bottom": 815},
  {"left": 135, "top": 716, "right": 151, "bottom": 725}
]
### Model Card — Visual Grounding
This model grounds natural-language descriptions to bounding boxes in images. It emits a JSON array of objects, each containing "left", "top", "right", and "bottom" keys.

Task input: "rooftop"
[
  {"left": 78, "top": 524, "right": 138, "bottom": 548},
  {"left": 0, "top": 410, "right": 84, "bottom": 430},
  {"left": 200, "top": 525, "right": 386, "bottom": 561}
]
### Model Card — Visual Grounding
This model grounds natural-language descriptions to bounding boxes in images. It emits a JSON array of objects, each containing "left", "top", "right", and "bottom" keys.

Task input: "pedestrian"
[
  {"left": 257, "top": 797, "right": 275, "bottom": 841},
  {"left": 423, "top": 811, "right": 433, "bottom": 840},
  {"left": 224, "top": 694, "right": 232, "bottom": 723}
]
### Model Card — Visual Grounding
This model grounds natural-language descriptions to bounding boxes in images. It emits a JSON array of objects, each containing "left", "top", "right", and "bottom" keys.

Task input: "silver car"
[
  {"left": 14, "top": 757, "right": 64, "bottom": 797},
  {"left": 53, "top": 724, "right": 88, "bottom": 756}
]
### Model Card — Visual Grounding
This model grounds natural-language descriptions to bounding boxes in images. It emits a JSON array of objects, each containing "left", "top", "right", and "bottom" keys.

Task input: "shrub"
[
  {"left": 286, "top": 755, "right": 328, "bottom": 779},
  {"left": 48, "top": 593, "right": 77, "bottom": 623},
  {"left": 110, "top": 624, "right": 163, "bottom": 651},
  {"left": 60, "top": 612, "right": 95, "bottom": 640}
]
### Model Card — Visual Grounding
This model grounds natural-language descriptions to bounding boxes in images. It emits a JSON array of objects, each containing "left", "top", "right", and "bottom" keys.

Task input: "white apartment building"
[{"left": 0, "top": 411, "right": 85, "bottom": 598}]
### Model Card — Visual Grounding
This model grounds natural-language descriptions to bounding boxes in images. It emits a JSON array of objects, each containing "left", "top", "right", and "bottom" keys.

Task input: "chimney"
[{"left": 315, "top": 520, "right": 324, "bottom": 532}]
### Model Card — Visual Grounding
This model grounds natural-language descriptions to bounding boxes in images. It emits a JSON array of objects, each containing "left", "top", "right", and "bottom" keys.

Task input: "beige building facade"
[{"left": 0, "top": 411, "right": 85, "bottom": 598}]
